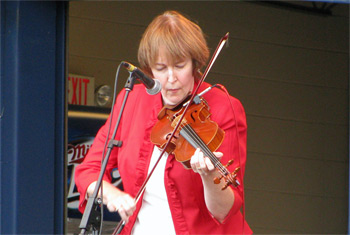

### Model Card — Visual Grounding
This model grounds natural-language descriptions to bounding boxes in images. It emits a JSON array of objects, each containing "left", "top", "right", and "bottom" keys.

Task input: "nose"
[{"left": 167, "top": 68, "right": 176, "bottom": 83}]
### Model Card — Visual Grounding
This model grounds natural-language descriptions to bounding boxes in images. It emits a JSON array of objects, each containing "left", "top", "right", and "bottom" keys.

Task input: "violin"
[{"left": 150, "top": 95, "right": 240, "bottom": 190}]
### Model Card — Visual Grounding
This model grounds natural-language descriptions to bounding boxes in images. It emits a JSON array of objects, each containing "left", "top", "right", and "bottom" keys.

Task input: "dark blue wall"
[{"left": 0, "top": 2, "right": 66, "bottom": 234}]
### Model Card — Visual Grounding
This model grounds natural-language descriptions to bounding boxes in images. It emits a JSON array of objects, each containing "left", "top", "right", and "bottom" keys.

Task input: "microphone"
[{"left": 121, "top": 61, "right": 162, "bottom": 95}]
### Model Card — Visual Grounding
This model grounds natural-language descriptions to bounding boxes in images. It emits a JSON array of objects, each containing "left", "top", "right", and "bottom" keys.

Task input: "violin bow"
[{"left": 195, "top": 32, "right": 229, "bottom": 95}]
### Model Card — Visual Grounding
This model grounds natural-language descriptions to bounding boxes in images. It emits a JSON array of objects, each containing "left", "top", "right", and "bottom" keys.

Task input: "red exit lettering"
[{"left": 68, "top": 77, "right": 90, "bottom": 105}]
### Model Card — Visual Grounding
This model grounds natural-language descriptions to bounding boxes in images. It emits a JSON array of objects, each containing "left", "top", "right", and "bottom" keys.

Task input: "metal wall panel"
[{"left": 0, "top": 2, "right": 66, "bottom": 234}]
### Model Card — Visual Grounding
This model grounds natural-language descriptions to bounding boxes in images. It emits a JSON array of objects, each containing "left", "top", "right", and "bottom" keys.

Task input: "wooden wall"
[{"left": 68, "top": 1, "right": 349, "bottom": 233}]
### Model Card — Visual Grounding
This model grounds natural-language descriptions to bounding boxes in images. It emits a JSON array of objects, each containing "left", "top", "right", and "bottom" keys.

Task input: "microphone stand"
[{"left": 79, "top": 72, "right": 137, "bottom": 235}]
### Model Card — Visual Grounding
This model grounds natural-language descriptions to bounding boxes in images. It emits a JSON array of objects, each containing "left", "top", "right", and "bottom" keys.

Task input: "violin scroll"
[{"left": 213, "top": 160, "right": 240, "bottom": 190}]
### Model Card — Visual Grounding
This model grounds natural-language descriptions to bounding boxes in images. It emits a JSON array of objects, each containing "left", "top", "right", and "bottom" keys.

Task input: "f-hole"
[
  {"left": 190, "top": 110, "right": 198, "bottom": 122},
  {"left": 166, "top": 133, "right": 178, "bottom": 141}
]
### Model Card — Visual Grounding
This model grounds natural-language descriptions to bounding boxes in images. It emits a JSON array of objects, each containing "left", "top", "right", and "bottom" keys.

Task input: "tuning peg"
[
  {"left": 213, "top": 159, "right": 234, "bottom": 184},
  {"left": 213, "top": 160, "right": 241, "bottom": 190}
]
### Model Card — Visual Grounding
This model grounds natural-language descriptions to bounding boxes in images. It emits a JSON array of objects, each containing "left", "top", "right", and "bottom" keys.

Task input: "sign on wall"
[{"left": 68, "top": 74, "right": 95, "bottom": 106}]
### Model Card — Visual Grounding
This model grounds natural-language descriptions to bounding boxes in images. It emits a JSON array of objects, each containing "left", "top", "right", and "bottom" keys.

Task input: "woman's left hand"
[
  {"left": 190, "top": 148, "right": 223, "bottom": 175},
  {"left": 189, "top": 148, "right": 234, "bottom": 222}
]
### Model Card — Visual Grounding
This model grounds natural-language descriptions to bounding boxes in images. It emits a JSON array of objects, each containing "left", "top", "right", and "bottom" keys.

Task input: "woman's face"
[{"left": 151, "top": 48, "right": 194, "bottom": 106}]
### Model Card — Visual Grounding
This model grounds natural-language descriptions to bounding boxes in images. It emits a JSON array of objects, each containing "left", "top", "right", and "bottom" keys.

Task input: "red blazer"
[{"left": 75, "top": 82, "right": 252, "bottom": 234}]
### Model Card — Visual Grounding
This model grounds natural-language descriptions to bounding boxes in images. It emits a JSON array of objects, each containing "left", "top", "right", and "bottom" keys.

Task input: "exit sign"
[{"left": 68, "top": 74, "right": 95, "bottom": 106}]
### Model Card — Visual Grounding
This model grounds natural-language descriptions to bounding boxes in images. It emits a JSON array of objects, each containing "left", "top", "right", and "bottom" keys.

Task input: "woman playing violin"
[{"left": 75, "top": 10, "right": 252, "bottom": 234}]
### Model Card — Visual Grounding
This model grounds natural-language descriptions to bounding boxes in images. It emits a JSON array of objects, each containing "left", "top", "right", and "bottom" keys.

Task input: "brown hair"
[{"left": 138, "top": 11, "right": 209, "bottom": 80}]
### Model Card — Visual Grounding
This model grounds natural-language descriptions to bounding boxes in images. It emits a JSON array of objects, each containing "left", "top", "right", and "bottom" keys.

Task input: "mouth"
[{"left": 167, "top": 88, "right": 179, "bottom": 93}]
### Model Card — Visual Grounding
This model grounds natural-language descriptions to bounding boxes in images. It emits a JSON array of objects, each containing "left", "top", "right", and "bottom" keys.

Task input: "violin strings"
[
  {"left": 182, "top": 124, "right": 224, "bottom": 173},
  {"left": 174, "top": 112, "right": 234, "bottom": 185},
  {"left": 181, "top": 124, "right": 229, "bottom": 177},
  {"left": 181, "top": 125, "right": 215, "bottom": 162}
]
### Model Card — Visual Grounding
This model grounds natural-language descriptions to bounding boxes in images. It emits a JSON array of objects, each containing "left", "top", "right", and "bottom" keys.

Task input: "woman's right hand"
[{"left": 87, "top": 181, "right": 136, "bottom": 223}]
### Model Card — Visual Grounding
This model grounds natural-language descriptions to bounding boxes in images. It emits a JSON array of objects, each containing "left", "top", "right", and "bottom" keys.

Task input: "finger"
[
  {"left": 117, "top": 206, "right": 129, "bottom": 223},
  {"left": 213, "top": 151, "right": 223, "bottom": 159},
  {"left": 122, "top": 196, "right": 136, "bottom": 215},
  {"left": 107, "top": 201, "right": 117, "bottom": 212},
  {"left": 193, "top": 148, "right": 201, "bottom": 160},
  {"left": 205, "top": 157, "right": 215, "bottom": 171},
  {"left": 115, "top": 203, "right": 132, "bottom": 223},
  {"left": 190, "top": 148, "right": 200, "bottom": 172},
  {"left": 197, "top": 151, "right": 206, "bottom": 169},
  {"left": 196, "top": 152, "right": 209, "bottom": 175}
]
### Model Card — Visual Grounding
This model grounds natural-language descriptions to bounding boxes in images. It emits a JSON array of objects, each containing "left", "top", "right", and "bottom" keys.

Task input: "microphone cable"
[{"left": 98, "top": 62, "right": 123, "bottom": 235}]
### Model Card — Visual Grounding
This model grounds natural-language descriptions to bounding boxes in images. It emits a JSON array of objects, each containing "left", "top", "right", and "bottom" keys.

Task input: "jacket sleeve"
[
  {"left": 74, "top": 89, "right": 126, "bottom": 213},
  {"left": 209, "top": 94, "right": 248, "bottom": 222}
]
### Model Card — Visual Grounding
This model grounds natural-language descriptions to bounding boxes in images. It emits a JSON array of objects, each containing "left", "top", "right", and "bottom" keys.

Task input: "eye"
[
  {"left": 155, "top": 66, "right": 166, "bottom": 72},
  {"left": 175, "top": 63, "right": 185, "bottom": 69}
]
